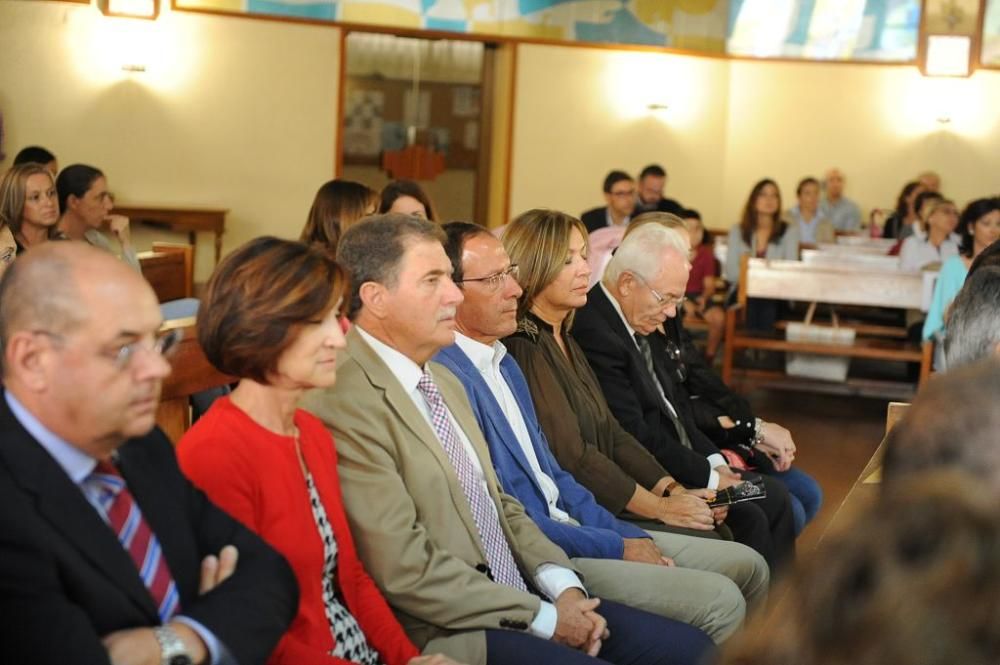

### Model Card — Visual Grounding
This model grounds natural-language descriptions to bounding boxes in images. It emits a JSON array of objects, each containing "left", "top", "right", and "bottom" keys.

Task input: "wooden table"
[{"left": 115, "top": 204, "right": 228, "bottom": 265}]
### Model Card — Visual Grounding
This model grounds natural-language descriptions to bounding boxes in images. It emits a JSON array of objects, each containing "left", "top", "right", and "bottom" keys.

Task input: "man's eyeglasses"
[
  {"left": 457, "top": 264, "right": 519, "bottom": 292},
  {"left": 629, "top": 272, "right": 686, "bottom": 309},
  {"left": 34, "top": 327, "right": 184, "bottom": 371}
]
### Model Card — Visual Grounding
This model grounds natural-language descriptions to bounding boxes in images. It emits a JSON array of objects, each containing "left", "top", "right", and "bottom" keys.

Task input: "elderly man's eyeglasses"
[
  {"left": 457, "top": 264, "right": 519, "bottom": 291},
  {"left": 629, "top": 272, "right": 686, "bottom": 309},
  {"left": 34, "top": 328, "right": 184, "bottom": 370}
]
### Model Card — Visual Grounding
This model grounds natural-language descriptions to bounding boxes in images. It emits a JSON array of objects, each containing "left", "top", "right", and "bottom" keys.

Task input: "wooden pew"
[
  {"left": 722, "top": 256, "right": 932, "bottom": 399},
  {"left": 138, "top": 243, "right": 194, "bottom": 303},
  {"left": 156, "top": 317, "right": 234, "bottom": 443},
  {"left": 800, "top": 248, "right": 902, "bottom": 271}
]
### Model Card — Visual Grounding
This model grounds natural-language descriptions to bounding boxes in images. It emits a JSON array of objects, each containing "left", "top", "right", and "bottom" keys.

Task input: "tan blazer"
[{"left": 300, "top": 328, "right": 576, "bottom": 665}]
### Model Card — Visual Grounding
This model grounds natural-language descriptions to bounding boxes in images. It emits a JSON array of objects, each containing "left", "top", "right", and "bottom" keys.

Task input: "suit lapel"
[
  {"left": 441, "top": 346, "right": 539, "bottom": 487},
  {"left": 0, "top": 398, "right": 159, "bottom": 621},
  {"left": 347, "top": 331, "right": 486, "bottom": 554},
  {"left": 588, "top": 286, "right": 672, "bottom": 418}
]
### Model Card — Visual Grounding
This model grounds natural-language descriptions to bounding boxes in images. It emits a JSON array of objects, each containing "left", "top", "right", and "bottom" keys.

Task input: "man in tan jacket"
[{"left": 302, "top": 214, "right": 713, "bottom": 665}]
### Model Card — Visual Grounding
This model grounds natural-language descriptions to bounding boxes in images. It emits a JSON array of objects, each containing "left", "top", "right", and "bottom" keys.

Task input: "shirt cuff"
[
  {"left": 706, "top": 468, "right": 720, "bottom": 490},
  {"left": 173, "top": 616, "right": 226, "bottom": 665},
  {"left": 529, "top": 602, "right": 558, "bottom": 639},
  {"left": 533, "top": 563, "right": 585, "bottom": 602}
]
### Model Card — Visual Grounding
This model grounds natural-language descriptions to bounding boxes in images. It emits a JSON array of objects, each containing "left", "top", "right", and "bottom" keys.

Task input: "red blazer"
[{"left": 178, "top": 397, "right": 419, "bottom": 665}]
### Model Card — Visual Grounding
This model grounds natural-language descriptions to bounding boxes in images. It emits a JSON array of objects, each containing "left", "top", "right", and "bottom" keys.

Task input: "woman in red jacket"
[{"left": 178, "top": 237, "right": 455, "bottom": 665}]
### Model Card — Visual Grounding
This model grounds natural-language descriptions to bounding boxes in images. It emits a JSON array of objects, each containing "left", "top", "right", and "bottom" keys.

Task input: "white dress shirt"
[
  {"left": 356, "top": 327, "right": 584, "bottom": 638},
  {"left": 599, "top": 283, "right": 726, "bottom": 488},
  {"left": 454, "top": 333, "right": 573, "bottom": 524}
]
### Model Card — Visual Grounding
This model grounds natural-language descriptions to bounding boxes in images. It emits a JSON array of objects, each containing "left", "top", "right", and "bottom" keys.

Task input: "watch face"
[{"left": 167, "top": 656, "right": 194, "bottom": 665}]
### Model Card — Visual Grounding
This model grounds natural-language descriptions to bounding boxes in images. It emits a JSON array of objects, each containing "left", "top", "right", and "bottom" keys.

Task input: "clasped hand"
[{"left": 553, "top": 588, "right": 608, "bottom": 656}]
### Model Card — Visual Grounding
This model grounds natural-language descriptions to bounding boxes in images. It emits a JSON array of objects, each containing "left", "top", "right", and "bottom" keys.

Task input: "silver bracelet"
[{"left": 752, "top": 417, "right": 765, "bottom": 447}]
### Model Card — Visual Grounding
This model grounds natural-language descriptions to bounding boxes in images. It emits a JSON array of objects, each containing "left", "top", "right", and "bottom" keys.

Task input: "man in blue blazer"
[{"left": 435, "top": 223, "right": 768, "bottom": 643}]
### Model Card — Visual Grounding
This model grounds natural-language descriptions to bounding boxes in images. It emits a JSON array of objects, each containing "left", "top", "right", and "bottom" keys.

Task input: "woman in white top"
[{"left": 899, "top": 198, "right": 960, "bottom": 272}]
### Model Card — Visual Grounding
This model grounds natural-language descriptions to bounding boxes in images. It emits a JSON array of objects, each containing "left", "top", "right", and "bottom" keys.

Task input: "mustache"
[{"left": 438, "top": 308, "right": 457, "bottom": 320}]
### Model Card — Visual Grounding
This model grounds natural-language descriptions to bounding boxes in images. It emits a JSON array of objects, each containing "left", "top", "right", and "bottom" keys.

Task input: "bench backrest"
[
  {"left": 800, "top": 249, "right": 903, "bottom": 271},
  {"left": 738, "top": 256, "right": 924, "bottom": 310},
  {"left": 139, "top": 243, "right": 194, "bottom": 302},
  {"left": 157, "top": 318, "right": 234, "bottom": 442}
]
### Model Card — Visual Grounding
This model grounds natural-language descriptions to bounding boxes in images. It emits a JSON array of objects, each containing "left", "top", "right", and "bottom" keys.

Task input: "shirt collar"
[
  {"left": 605, "top": 208, "right": 630, "bottom": 228},
  {"left": 598, "top": 281, "right": 640, "bottom": 344},
  {"left": 356, "top": 325, "right": 428, "bottom": 394},
  {"left": 455, "top": 332, "right": 506, "bottom": 375},
  {"left": 4, "top": 391, "right": 97, "bottom": 484}
]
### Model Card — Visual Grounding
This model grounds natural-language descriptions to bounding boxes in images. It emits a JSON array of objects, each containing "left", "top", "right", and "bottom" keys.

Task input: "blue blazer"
[{"left": 435, "top": 343, "right": 647, "bottom": 560}]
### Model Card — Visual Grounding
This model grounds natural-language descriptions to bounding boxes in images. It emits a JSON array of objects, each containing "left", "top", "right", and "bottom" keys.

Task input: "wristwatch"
[{"left": 153, "top": 626, "right": 194, "bottom": 665}]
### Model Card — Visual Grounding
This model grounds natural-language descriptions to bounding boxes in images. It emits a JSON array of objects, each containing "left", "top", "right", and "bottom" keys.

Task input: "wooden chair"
[
  {"left": 138, "top": 243, "right": 194, "bottom": 303},
  {"left": 156, "top": 318, "right": 234, "bottom": 442}
]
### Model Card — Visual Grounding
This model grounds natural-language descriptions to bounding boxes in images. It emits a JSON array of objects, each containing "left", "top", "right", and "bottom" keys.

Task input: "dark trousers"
[
  {"left": 484, "top": 599, "right": 714, "bottom": 665},
  {"left": 727, "top": 472, "right": 796, "bottom": 575}
]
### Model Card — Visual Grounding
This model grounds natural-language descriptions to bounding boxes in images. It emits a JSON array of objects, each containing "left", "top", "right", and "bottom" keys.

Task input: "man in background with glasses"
[
  {"left": 573, "top": 223, "right": 797, "bottom": 574},
  {"left": 0, "top": 242, "right": 296, "bottom": 665},
  {"left": 580, "top": 170, "right": 636, "bottom": 234}
]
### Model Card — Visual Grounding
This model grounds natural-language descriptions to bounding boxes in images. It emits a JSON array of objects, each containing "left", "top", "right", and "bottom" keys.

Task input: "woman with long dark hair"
[{"left": 724, "top": 179, "right": 799, "bottom": 331}]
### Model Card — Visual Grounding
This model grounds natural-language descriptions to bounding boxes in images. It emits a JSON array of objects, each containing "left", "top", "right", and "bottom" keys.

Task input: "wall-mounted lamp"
[{"left": 99, "top": 0, "right": 160, "bottom": 21}]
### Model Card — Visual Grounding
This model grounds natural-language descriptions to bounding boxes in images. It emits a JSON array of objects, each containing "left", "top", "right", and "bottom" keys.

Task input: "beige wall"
[
  {"left": 0, "top": 0, "right": 340, "bottom": 280},
  {"left": 5, "top": 1, "right": 1000, "bottom": 270},
  {"left": 510, "top": 44, "right": 732, "bottom": 226},
  {"left": 510, "top": 43, "right": 1000, "bottom": 232},
  {"left": 721, "top": 59, "right": 1000, "bottom": 228}
]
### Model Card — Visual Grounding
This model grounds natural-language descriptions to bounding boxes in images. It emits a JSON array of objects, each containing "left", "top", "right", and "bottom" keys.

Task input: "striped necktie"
[
  {"left": 416, "top": 370, "right": 528, "bottom": 591},
  {"left": 634, "top": 333, "right": 693, "bottom": 449},
  {"left": 89, "top": 460, "right": 181, "bottom": 622}
]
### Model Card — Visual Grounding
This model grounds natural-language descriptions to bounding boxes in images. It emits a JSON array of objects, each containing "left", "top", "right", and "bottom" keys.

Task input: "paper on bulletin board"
[{"left": 343, "top": 89, "right": 384, "bottom": 157}]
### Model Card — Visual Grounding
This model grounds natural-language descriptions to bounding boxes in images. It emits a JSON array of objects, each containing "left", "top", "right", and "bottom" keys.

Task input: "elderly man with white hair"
[{"left": 573, "top": 223, "right": 797, "bottom": 573}]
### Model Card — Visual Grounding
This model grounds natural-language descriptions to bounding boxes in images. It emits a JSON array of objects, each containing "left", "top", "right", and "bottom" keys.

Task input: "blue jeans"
[{"left": 770, "top": 467, "right": 822, "bottom": 535}]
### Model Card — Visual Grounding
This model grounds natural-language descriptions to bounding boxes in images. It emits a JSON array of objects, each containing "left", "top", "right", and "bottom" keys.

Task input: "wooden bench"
[
  {"left": 800, "top": 248, "right": 902, "bottom": 271},
  {"left": 156, "top": 317, "right": 234, "bottom": 442},
  {"left": 722, "top": 256, "right": 933, "bottom": 399},
  {"left": 139, "top": 243, "right": 194, "bottom": 303}
]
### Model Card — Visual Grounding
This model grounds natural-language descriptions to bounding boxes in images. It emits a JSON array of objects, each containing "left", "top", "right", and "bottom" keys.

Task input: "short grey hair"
[
  {"left": 604, "top": 223, "right": 689, "bottom": 285},
  {"left": 0, "top": 243, "right": 92, "bottom": 376},
  {"left": 944, "top": 266, "right": 1000, "bottom": 370},
  {"left": 337, "top": 213, "right": 446, "bottom": 319},
  {"left": 883, "top": 358, "right": 1000, "bottom": 496}
]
